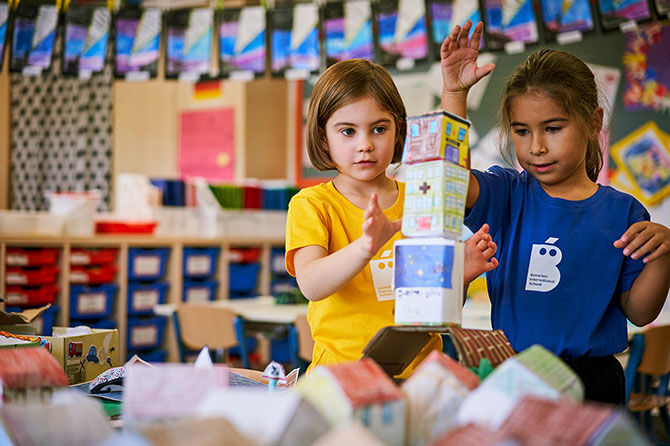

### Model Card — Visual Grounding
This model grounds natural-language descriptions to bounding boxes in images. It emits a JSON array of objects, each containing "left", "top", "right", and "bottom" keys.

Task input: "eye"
[
  {"left": 546, "top": 126, "right": 561, "bottom": 133},
  {"left": 372, "top": 126, "right": 387, "bottom": 134},
  {"left": 340, "top": 128, "right": 355, "bottom": 136},
  {"left": 513, "top": 128, "right": 528, "bottom": 137}
]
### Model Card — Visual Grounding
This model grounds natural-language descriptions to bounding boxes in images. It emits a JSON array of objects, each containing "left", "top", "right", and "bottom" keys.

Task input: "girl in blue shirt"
[{"left": 440, "top": 21, "right": 670, "bottom": 405}]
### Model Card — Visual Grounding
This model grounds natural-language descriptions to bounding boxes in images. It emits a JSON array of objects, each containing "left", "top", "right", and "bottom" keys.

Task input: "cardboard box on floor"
[
  {"left": 45, "top": 327, "right": 119, "bottom": 385},
  {"left": 0, "top": 304, "right": 51, "bottom": 335}
]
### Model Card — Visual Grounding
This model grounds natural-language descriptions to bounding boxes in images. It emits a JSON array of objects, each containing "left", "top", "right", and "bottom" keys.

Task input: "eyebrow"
[
  {"left": 511, "top": 117, "right": 568, "bottom": 126},
  {"left": 332, "top": 118, "right": 393, "bottom": 127}
]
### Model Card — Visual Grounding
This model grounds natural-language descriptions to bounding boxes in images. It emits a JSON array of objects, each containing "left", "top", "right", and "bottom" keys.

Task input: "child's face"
[
  {"left": 510, "top": 92, "right": 594, "bottom": 192},
  {"left": 325, "top": 94, "right": 396, "bottom": 184}
]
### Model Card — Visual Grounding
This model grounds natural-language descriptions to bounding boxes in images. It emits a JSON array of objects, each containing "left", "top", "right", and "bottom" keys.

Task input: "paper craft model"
[
  {"left": 296, "top": 358, "right": 406, "bottom": 446},
  {"left": 393, "top": 237, "right": 464, "bottom": 326},
  {"left": 0, "top": 347, "right": 68, "bottom": 404},
  {"left": 401, "top": 350, "right": 479, "bottom": 445},
  {"left": 457, "top": 345, "right": 584, "bottom": 430},
  {"left": 402, "top": 110, "right": 471, "bottom": 167},
  {"left": 401, "top": 159, "right": 469, "bottom": 238}
]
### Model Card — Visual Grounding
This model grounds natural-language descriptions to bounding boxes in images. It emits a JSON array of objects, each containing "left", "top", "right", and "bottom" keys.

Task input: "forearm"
[
  {"left": 622, "top": 254, "right": 670, "bottom": 326},
  {"left": 296, "top": 239, "right": 371, "bottom": 302},
  {"left": 441, "top": 90, "right": 468, "bottom": 120}
]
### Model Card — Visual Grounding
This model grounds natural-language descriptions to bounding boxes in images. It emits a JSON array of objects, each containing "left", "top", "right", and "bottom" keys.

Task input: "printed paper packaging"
[{"left": 402, "top": 110, "right": 471, "bottom": 167}]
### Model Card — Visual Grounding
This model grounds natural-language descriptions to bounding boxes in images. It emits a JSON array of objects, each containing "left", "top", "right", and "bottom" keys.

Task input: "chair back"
[
  {"left": 637, "top": 324, "right": 670, "bottom": 376},
  {"left": 294, "top": 314, "right": 314, "bottom": 361},
  {"left": 175, "top": 303, "right": 239, "bottom": 351}
]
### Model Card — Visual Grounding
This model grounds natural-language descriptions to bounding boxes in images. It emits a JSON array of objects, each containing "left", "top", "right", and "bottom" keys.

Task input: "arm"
[
  {"left": 615, "top": 221, "right": 670, "bottom": 326},
  {"left": 293, "top": 194, "right": 401, "bottom": 302},
  {"left": 440, "top": 20, "right": 493, "bottom": 209}
]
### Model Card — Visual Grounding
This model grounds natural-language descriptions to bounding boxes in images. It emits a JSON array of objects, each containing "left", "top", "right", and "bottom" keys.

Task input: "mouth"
[
  {"left": 531, "top": 162, "right": 555, "bottom": 173},
  {"left": 355, "top": 160, "right": 376, "bottom": 167}
]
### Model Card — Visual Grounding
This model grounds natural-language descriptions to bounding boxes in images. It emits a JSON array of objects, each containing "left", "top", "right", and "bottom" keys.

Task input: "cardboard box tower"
[{"left": 393, "top": 110, "right": 471, "bottom": 326}]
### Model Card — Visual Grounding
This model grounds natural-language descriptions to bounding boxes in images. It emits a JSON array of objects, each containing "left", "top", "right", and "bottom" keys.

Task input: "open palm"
[{"left": 440, "top": 21, "right": 495, "bottom": 94}]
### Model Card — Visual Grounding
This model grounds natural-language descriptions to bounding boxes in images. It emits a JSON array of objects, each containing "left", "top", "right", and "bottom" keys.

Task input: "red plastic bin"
[
  {"left": 228, "top": 248, "right": 261, "bottom": 263},
  {"left": 70, "top": 264, "right": 117, "bottom": 284},
  {"left": 6, "top": 248, "right": 60, "bottom": 266},
  {"left": 95, "top": 221, "right": 157, "bottom": 234},
  {"left": 243, "top": 186, "right": 262, "bottom": 209},
  {"left": 4, "top": 284, "right": 58, "bottom": 307},
  {"left": 70, "top": 248, "right": 118, "bottom": 265},
  {"left": 5, "top": 266, "right": 59, "bottom": 286}
]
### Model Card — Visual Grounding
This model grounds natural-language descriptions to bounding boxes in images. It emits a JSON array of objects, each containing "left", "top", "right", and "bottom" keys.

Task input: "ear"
[{"left": 591, "top": 106, "right": 604, "bottom": 136}]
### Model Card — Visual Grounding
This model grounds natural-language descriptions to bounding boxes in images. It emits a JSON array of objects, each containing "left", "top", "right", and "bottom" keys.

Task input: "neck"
[
  {"left": 540, "top": 176, "right": 598, "bottom": 200},
  {"left": 332, "top": 174, "right": 398, "bottom": 210}
]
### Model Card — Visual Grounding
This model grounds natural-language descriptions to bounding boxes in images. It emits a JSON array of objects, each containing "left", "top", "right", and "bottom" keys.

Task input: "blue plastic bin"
[
  {"left": 127, "top": 281, "right": 169, "bottom": 316},
  {"left": 127, "top": 316, "right": 166, "bottom": 351},
  {"left": 183, "top": 247, "right": 219, "bottom": 278},
  {"left": 270, "top": 276, "right": 298, "bottom": 294},
  {"left": 271, "top": 337, "right": 291, "bottom": 364},
  {"left": 229, "top": 292, "right": 258, "bottom": 300},
  {"left": 182, "top": 279, "right": 218, "bottom": 303},
  {"left": 127, "top": 349, "right": 167, "bottom": 363},
  {"left": 70, "top": 284, "right": 117, "bottom": 319},
  {"left": 128, "top": 248, "right": 169, "bottom": 281},
  {"left": 150, "top": 179, "right": 185, "bottom": 206},
  {"left": 270, "top": 248, "right": 287, "bottom": 274},
  {"left": 229, "top": 263, "right": 260, "bottom": 294},
  {"left": 5, "top": 304, "right": 59, "bottom": 336},
  {"left": 70, "top": 318, "right": 117, "bottom": 330}
]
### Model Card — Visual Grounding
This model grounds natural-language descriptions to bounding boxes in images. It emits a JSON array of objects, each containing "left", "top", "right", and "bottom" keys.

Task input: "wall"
[{"left": 0, "top": 49, "right": 9, "bottom": 209}]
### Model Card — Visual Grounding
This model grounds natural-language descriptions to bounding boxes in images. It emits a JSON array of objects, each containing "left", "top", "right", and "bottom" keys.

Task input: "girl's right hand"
[{"left": 440, "top": 20, "right": 495, "bottom": 96}]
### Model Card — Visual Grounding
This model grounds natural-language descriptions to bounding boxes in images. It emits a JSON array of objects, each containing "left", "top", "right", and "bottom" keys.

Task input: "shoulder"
[
  {"left": 599, "top": 185, "right": 650, "bottom": 220},
  {"left": 290, "top": 183, "right": 333, "bottom": 207}
]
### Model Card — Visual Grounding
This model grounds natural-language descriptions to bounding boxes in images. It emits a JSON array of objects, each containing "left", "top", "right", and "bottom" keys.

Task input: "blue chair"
[
  {"left": 172, "top": 303, "right": 249, "bottom": 368},
  {"left": 288, "top": 314, "right": 313, "bottom": 375},
  {"left": 624, "top": 325, "right": 670, "bottom": 445}
]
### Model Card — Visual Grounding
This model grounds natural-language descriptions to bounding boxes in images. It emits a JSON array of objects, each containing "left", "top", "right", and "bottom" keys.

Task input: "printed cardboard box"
[
  {"left": 0, "top": 304, "right": 50, "bottom": 335},
  {"left": 45, "top": 327, "right": 119, "bottom": 385},
  {"left": 402, "top": 110, "right": 471, "bottom": 166},
  {"left": 401, "top": 160, "right": 469, "bottom": 238},
  {"left": 393, "top": 238, "right": 464, "bottom": 326}
]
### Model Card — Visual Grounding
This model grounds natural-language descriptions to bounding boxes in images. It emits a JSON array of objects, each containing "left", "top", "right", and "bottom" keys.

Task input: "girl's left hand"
[
  {"left": 614, "top": 221, "right": 670, "bottom": 263},
  {"left": 360, "top": 193, "right": 401, "bottom": 259}
]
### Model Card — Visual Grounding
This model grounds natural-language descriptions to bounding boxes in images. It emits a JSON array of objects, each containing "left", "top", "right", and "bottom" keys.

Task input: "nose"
[
  {"left": 358, "top": 135, "right": 373, "bottom": 152},
  {"left": 529, "top": 133, "right": 547, "bottom": 156}
]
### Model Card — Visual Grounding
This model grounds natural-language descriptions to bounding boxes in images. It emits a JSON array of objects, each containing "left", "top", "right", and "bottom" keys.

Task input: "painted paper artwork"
[
  {"left": 324, "top": 0, "right": 374, "bottom": 65},
  {"left": 483, "top": 0, "right": 538, "bottom": 50},
  {"left": 622, "top": 22, "right": 670, "bottom": 112},
  {"left": 376, "top": 0, "right": 429, "bottom": 67},
  {"left": 428, "top": 0, "right": 483, "bottom": 54},
  {"left": 540, "top": 0, "right": 593, "bottom": 35},
  {"left": 611, "top": 121, "right": 670, "bottom": 206},
  {"left": 597, "top": 0, "right": 651, "bottom": 30}
]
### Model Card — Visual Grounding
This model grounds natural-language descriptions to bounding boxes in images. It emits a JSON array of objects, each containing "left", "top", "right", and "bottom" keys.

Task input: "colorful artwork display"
[
  {"left": 483, "top": 0, "right": 538, "bottom": 50},
  {"left": 403, "top": 110, "right": 471, "bottom": 166},
  {"left": 375, "top": 0, "right": 429, "bottom": 67},
  {"left": 165, "top": 8, "right": 213, "bottom": 81},
  {"left": 114, "top": 7, "right": 161, "bottom": 79},
  {"left": 622, "top": 22, "right": 670, "bottom": 112},
  {"left": 218, "top": 6, "right": 266, "bottom": 78},
  {"left": 10, "top": 1, "right": 58, "bottom": 74},
  {"left": 428, "top": 0, "right": 482, "bottom": 54},
  {"left": 597, "top": 0, "right": 651, "bottom": 30},
  {"left": 0, "top": 2, "right": 9, "bottom": 72},
  {"left": 63, "top": 5, "right": 111, "bottom": 77},
  {"left": 270, "top": 3, "right": 320, "bottom": 76},
  {"left": 324, "top": 0, "right": 373, "bottom": 65},
  {"left": 610, "top": 121, "right": 670, "bottom": 206},
  {"left": 540, "top": 0, "right": 593, "bottom": 35}
]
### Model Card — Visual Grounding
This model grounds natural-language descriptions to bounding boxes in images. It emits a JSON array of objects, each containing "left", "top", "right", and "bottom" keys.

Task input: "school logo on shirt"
[
  {"left": 525, "top": 237, "right": 562, "bottom": 292},
  {"left": 370, "top": 250, "right": 394, "bottom": 301}
]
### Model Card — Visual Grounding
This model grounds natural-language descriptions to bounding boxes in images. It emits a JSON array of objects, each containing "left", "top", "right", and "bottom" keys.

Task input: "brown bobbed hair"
[
  {"left": 498, "top": 49, "right": 604, "bottom": 182},
  {"left": 306, "top": 59, "right": 407, "bottom": 171}
]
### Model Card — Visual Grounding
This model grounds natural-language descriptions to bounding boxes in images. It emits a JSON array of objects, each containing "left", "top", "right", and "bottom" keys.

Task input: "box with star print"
[
  {"left": 393, "top": 238, "right": 464, "bottom": 326},
  {"left": 401, "top": 159, "right": 469, "bottom": 239},
  {"left": 402, "top": 110, "right": 471, "bottom": 166}
]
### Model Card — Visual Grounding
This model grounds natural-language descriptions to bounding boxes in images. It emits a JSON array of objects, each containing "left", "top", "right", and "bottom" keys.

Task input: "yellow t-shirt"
[{"left": 285, "top": 180, "right": 440, "bottom": 373}]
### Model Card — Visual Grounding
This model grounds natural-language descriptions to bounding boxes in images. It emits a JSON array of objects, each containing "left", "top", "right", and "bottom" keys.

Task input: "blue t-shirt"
[{"left": 466, "top": 166, "right": 649, "bottom": 358}]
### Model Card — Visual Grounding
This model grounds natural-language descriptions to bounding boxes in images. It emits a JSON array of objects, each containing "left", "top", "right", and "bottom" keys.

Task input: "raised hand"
[
  {"left": 440, "top": 20, "right": 495, "bottom": 96},
  {"left": 360, "top": 193, "right": 402, "bottom": 259},
  {"left": 614, "top": 221, "right": 670, "bottom": 263},
  {"left": 464, "top": 223, "right": 498, "bottom": 283}
]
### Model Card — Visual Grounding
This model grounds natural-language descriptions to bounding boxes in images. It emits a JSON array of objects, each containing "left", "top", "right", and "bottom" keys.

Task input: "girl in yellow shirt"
[{"left": 285, "top": 58, "right": 498, "bottom": 373}]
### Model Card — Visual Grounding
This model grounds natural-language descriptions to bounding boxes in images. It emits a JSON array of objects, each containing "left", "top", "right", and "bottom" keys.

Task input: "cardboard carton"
[
  {"left": 393, "top": 238, "right": 464, "bottom": 326},
  {"left": 401, "top": 160, "right": 469, "bottom": 238},
  {"left": 44, "top": 327, "right": 119, "bottom": 385},
  {"left": 0, "top": 304, "right": 51, "bottom": 335},
  {"left": 402, "top": 110, "right": 471, "bottom": 166}
]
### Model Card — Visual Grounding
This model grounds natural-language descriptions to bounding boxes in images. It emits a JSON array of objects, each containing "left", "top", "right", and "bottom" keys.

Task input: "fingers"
[
  {"left": 469, "top": 21, "right": 484, "bottom": 49},
  {"left": 476, "top": 62, "right": 496, "bottom": 81},
  {"left": 459, "top": 20, "right": 472, "bottom": 47},
  {"left": 364, "top": 193, "right": 379, "bottom": 219},
  {"left": 613, "top": 221, "right": 647, "bottom": 248}
]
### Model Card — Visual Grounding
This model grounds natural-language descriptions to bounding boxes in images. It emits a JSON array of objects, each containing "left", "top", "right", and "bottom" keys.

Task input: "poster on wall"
[
  {"left": 483, "top": 0, "right": 538, "bottom": 51},
  {"left": 597, "top": 0, "right": 651, "bottom": 30},
  {"left": 62, "top": 5, "right": 111, "bottom": 78},
  {"left": 622, "top": 22, "right": 670, "bottom": 113},
  {"left": 0, "top": 1, "right": 10, "bottom": 72},
  {"left": 655, "top": 0, "right": 670, "bottom": 17},
  {"left": 165, "top": 8, "right": 213, "bottom": 82},
  {"left": 179, "top": 108, "right": 235, "bottom": 182},
  {"left": 610, "top": 121, "right": 670, "bottom": 206},
  {"left": 217, "top": 6, "right": 266, "bottom": 80},
  {"left": 428, "top": 0, "right": 483, "bottom": 57},
  {"left": 323, "top": 0, "right": 374, "bottom": 66},
  {"left": 270, "top": 3, "right": 320, "bottom": 78},
  {"left": 540, "top": 0, "right": 594, "bottom": 40},
  {"left": 114, "top": 7, "right": 161, "bottom": 80},
  {"left": 375, "top": 0, "right": 429, "bottom": 69},
  {"left": 10, "top": 0, "right": 58, "bottom": 75}
]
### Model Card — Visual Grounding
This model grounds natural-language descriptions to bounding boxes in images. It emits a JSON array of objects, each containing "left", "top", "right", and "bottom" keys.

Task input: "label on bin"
[
  {"left": 186, "top": 255, "right": 211, "bottom": 276},
  {"left": 70, "top": 252, "right": 91, "bottom": 265},
  {"left": 186, "top": 288, "right": 209, "bottom": 303},
  {"left": 5, "top": 292, "right": 28, "bottom": 305},
  {"left": 6, "top": 273, "right": 27, "bottom": 285},
  {"left": 78, "top": 292, "right": 107, "bottom": 315},
  {"left": 6, "top": 254, "right": 28, "bottom": 266},
  {"left": 134, "top": 256, "right": 160, "bottom": 277},
  {"left": 70, "top": 271, "right": 89, "bottom": 283},
  {"left": 131, "top": 326, "right": 158, "bottom": 347},
  {"left": 133, "top": 290, "right": 159, "bottom": 311}
]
